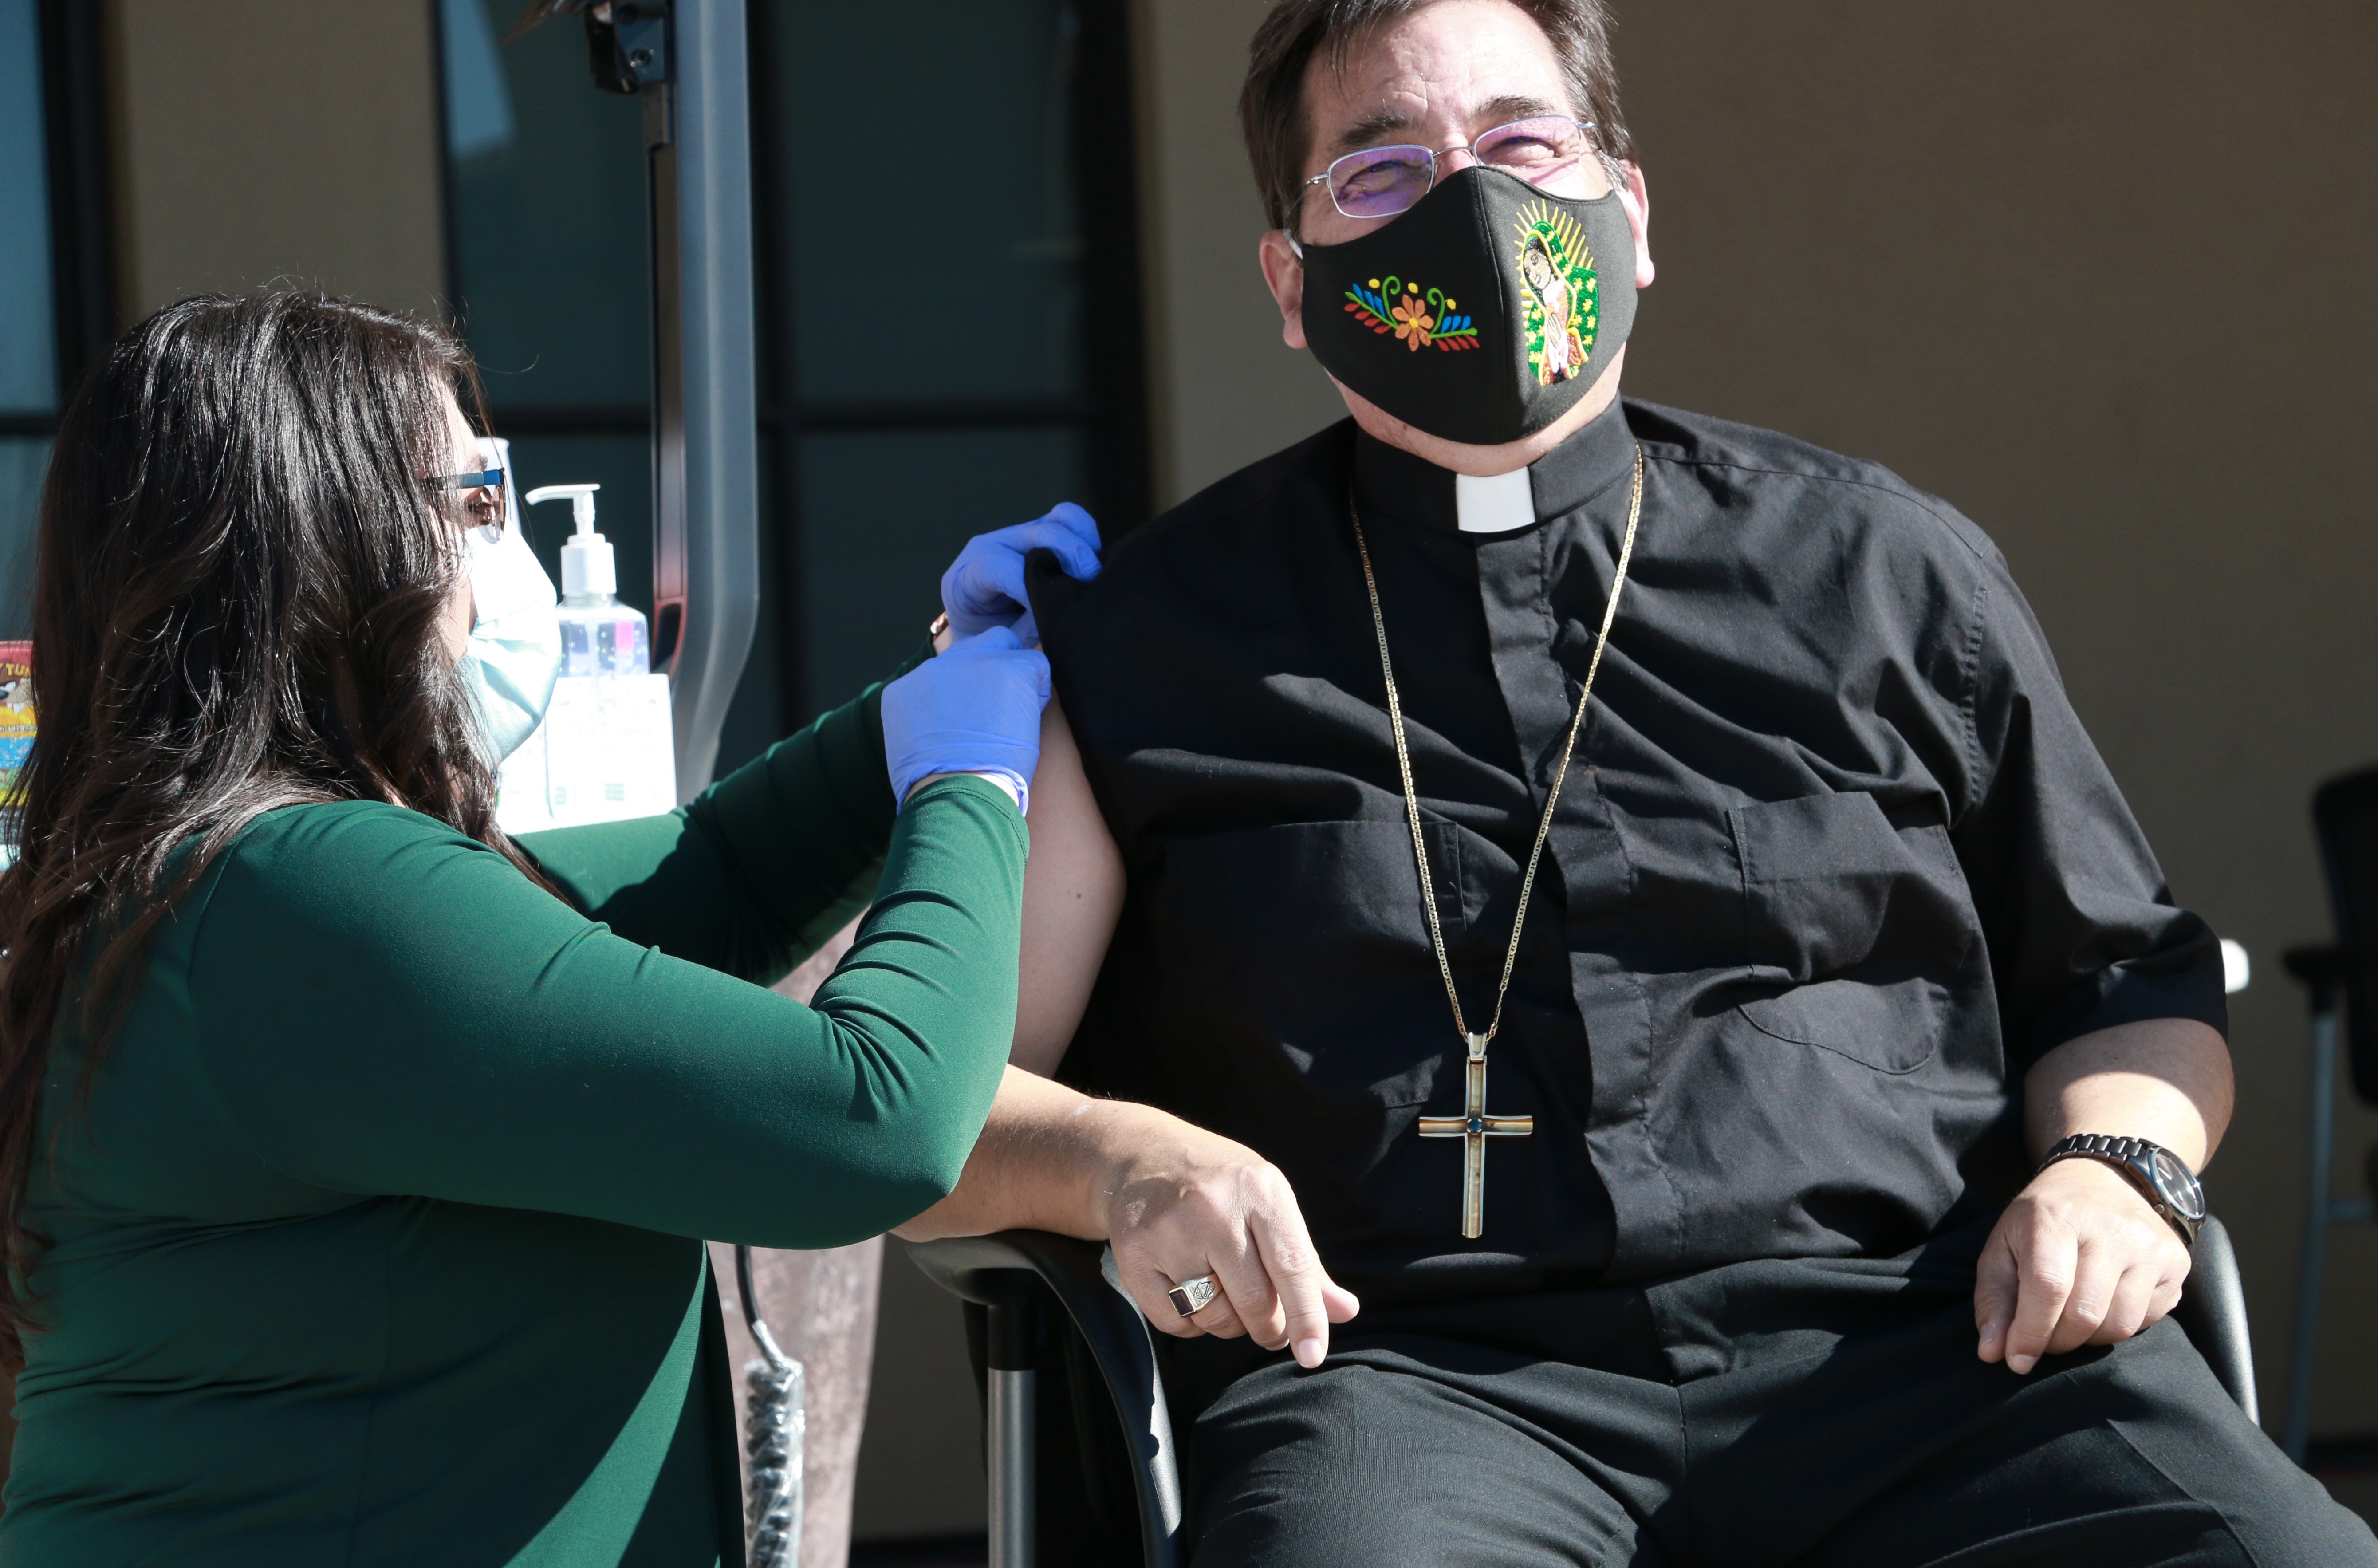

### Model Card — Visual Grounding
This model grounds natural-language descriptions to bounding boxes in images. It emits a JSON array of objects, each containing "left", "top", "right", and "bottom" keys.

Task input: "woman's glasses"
[
  {"left": 1304, "top": 114, "right": 1601, "bottom": 221},
  {"left": 428, "top": 466, "right": 506, "bottom": 540}
]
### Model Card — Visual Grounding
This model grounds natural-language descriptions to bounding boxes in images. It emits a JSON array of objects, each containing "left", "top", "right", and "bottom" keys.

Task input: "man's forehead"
[
  {"left": 1327, "top": 92, "right": 1568, "bottom": 156},
  {"left": 1303, "top": 3, "right": 1575, "bottom": 157}
]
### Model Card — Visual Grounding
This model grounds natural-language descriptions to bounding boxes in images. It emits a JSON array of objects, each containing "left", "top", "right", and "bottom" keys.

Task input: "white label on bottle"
[
  {"left": 493, "top": 713, "right": 555, "bottom": 836},
  {"left": 540, "top": 674, "right": 678, "bottom": 827}
]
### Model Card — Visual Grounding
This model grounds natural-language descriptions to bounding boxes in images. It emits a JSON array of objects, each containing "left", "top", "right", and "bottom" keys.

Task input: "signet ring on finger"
[{"left": 1167, "top": 1274, "right": 1220, "bottom": 1318}]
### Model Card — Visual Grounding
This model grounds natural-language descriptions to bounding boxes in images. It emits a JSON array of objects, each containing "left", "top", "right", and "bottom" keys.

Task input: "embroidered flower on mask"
[
  {"left": 1343, "top": 278, "right": 1477, "bottom": 351},
  {"left": 1391, "top": 292, "right": 1437, "bottom": 350}
]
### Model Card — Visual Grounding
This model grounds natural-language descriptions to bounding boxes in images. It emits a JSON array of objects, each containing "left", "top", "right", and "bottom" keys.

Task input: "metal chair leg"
[
  {"left": 2286, "top": 1000, "right": 2340, "bottom": 1462},
  {"left": 910, "top": 1233, "right": 1183, "bottom": 1568},
  {"left": 985, "top": 1296, "right": 1038, "bottom": 1568}
]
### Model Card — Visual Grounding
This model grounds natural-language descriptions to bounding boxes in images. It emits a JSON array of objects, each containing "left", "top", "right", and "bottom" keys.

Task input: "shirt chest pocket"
[
  {"left": 1150, "top": 819, "right": 1481, "bottom": 1111},
  {"left": 1726, "top": 792, "right": 1980, "bottom": 1073}
]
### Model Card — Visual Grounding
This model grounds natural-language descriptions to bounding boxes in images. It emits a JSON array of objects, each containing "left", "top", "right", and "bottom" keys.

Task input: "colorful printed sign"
[{"left": 0, "top": 641, "right": 30, "bottom": 811}]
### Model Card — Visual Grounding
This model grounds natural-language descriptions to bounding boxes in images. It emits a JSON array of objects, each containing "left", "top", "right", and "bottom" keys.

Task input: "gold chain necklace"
[{"left": 1347, "top": 441, "right": 1644, "bottom": 1237}]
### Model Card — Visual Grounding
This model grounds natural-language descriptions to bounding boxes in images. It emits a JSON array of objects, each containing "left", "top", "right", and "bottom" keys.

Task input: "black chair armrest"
[
  {"left": 2170, "top": 1214, "right": 2257, "bottom": 1424},
  {"left": 909, "top": 1231, "right": 1183, "bottom": 1568}
]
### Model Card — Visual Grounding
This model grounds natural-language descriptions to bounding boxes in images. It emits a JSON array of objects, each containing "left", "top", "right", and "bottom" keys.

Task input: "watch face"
[{"left": 2151, "top": 1148, "right": 2208, "bottom": 1220}]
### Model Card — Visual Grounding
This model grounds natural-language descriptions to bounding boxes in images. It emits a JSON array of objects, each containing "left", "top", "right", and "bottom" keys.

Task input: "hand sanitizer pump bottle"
[
  {"left": 531, "top": 484, "right": 650, "bottom": 677},
  {"left": 521, "top": 483, "right": 675, "bottom": 827}
]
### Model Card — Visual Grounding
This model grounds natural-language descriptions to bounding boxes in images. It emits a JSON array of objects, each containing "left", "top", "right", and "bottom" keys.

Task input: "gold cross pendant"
[{"left": 1415, "top": 1033, "right": 1533, "bottom": 1239}]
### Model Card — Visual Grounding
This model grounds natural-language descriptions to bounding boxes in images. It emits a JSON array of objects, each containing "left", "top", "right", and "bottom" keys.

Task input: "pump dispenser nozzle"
[{"left": 526, "top": 483, "right": 614, "bottom": 599}]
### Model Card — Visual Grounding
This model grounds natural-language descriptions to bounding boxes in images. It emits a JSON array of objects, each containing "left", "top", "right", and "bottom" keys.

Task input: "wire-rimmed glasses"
[{"left": 1302, "top": 114, "right": 1603, "bottom": 222}]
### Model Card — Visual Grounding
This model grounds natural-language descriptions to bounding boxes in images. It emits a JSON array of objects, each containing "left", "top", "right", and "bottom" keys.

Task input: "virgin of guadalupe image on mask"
[{"left": 1514, "top": 201, "right": 1599, "bottom": 387}]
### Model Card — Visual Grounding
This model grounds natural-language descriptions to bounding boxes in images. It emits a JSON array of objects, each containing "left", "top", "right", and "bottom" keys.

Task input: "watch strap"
[
  {"left": 2048, "top": 1132, "right": 2152, "bottom": 1166},
  {"left": 2039, "top": 1133, "right": 2200, "bottom": 1245}
]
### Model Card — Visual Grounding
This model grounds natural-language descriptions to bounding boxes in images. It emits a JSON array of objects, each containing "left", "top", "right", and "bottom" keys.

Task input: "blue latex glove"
[
  {"left": 939, "top": 502, "right": 1101, "bottom": 646},
  {"left": 880, "top": 625, "right": 1052, "bottom": 811}
]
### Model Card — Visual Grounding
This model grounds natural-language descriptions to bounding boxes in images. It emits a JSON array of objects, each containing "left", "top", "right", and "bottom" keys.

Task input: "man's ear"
[
  {"left": 1258, "top": 230, "right": 1308, "bottom": 350},
  {"left": 1618, "top": 163, "right": 1655, "bottom": 290}
]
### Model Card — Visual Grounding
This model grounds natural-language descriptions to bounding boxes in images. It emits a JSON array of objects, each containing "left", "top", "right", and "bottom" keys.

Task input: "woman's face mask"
[{"left": 458, "top": 438, "right": 562, "bottom": 763}]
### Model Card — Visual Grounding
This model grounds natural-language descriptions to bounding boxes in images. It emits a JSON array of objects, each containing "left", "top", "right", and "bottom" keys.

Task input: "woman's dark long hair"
[{"left": 0, "top": 292, "right": 548, "bottom": 1366}]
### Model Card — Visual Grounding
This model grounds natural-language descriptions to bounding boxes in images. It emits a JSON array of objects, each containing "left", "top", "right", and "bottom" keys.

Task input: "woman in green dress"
[{"left": 0, "top": 292, "right": 1094, "bottom": 1565}]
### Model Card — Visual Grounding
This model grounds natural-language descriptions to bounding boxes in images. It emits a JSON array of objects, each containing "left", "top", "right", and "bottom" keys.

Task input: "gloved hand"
[
  {"left": 880, "top": 624, "right": 1052, "bottom": 811},
  {"left": 939, "top": 502, "right": 1101, "bottom": 646}
]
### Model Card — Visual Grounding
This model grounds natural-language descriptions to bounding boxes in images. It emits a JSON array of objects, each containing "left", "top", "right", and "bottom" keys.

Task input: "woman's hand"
[
  {"left": 940, "top": 503, "right": 1101, "bottom": 646},
  {"left": 1099, "top": 1105, "right": 1360, "bottom": 1367},
  {"left": 879, "top": 626, "right": 1051, "bottom": 808},
  {"left": 897, "top": 1068, "right": 1359, "bottom": 1367}
]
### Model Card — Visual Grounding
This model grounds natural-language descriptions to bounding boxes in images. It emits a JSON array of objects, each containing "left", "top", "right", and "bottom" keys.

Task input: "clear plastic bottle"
[{"left": 528, "top": 483, "right": 650, "bottom": 676}]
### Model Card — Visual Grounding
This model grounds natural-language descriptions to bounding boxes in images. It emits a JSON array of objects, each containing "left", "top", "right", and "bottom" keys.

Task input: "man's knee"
[
  {"left": 2103, "top": 1332, "right": 2378, "bottom": 1568},
  {"left": 1185, "top": 1354, "right": 1646, "bottom": 1568}
]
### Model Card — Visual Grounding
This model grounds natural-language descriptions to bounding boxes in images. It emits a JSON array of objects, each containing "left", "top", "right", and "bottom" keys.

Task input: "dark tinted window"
[
  {"left": 0, "top": 0, "right": 55, "bottom": 635},
  {"left": 440, "top": 0, "right": 1146, "bottom": 773},
  {"left": 752, "top": 0, "right": 1146, "bottom": 744},
  {"left": 441, "top": 0, "right": 656, "bottom": 626}
]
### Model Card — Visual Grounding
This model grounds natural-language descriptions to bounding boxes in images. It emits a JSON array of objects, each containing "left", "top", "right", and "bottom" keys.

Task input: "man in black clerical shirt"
[{"left": 898, "top": 1, "right": 2377, "bottom": 1562}]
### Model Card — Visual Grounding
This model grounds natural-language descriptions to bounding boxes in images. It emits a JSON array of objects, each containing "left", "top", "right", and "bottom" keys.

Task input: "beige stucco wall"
[
  {"left": 106, "top": 0, "right": 447, "bottom": 322},
  {"left": 1132, "top": 0, "right": 2378, "bottom": 1441},
  {"left": 1134, "top": 0, "right": 1346, "bottom": 505}
]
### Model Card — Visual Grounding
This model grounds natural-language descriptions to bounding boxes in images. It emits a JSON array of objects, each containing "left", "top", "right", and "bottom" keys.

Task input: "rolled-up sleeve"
[{"left": 1952, "top": 560, "right": 2227, "bottom": 1069}]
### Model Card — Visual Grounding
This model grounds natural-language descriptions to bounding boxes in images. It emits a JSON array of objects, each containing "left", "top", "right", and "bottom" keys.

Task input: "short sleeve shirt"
[{"left": 1029, "top": 397, "right": 2224, "bottom": 1305}]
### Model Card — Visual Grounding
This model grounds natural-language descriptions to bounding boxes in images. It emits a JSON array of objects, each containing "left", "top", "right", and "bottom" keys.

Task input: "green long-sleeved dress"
[{"left": 0, "top": 674, "right": 1025, "bottom": 1566}]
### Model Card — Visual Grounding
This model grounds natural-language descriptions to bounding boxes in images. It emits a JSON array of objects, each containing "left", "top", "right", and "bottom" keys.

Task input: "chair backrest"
[{"left": 2311, "top": 766, "right": 2378, "bottom": 1103}]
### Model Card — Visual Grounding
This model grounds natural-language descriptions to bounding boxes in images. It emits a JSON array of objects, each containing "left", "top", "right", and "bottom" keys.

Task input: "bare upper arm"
[{"left": 1013, "top": 696, "right": 1125, "bottom": 1075}]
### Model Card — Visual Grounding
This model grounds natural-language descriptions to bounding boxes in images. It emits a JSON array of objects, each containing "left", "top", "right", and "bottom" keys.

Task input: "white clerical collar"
[
  {"left": 1349, "top": 401, "right": 1637, "bottom": 537},
  {"left": 1453, "top": 468, "right": 1538, "bottom": 534}
]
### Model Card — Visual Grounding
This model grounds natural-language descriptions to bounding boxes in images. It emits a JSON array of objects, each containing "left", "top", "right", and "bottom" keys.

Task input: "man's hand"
[
  {"left": 1974, "top": 1155, "right": 2189, "bottom": 1373},
  {"left": 896, "top": 1067, "right": 1359, "bottom": 1368},
  {"left": 1976, "top": 1016, "right": 2228, "bottom": 1374},
  {"left": 1098, "top": 1111, "right": 1360, "bottom": 1367}
]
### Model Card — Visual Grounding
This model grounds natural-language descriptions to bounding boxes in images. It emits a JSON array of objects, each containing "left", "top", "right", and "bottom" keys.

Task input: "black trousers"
[{"left": 1170, "top": 1245, "right": 2374, "bottom": 1568}]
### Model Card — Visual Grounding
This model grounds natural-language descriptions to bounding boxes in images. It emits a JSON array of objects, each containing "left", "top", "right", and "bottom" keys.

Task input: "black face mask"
[{"left": 1297, "top": 165, "right": 1638, "bottom": 447}]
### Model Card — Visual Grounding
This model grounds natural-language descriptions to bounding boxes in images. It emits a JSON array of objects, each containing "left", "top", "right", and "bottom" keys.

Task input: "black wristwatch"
[{"left": 2038, "top": 1134, "right": 2206, "bottom": 1245}]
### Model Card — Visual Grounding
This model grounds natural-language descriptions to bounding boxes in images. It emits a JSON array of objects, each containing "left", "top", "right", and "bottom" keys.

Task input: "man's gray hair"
[{"left": 1239, "top": 0, "right": 1634, "bottom": 232}]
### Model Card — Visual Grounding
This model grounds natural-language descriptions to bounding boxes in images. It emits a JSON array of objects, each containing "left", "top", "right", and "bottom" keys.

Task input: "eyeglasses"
[
  {"left": 428, "top": 466, "right": 506, "bottom": 540},
  {"left": 1303, "top": 114, "right": 1601, "bottom": 222}
]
